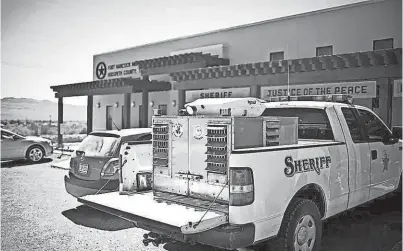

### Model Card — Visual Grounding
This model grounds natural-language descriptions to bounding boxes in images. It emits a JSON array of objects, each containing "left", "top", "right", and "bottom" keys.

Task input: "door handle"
[{"left": 371, "top": 150, "right": 377, "bottom": 160}]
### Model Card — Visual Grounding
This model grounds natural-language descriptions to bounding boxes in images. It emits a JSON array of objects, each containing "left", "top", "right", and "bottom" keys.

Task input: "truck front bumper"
[{"left": 78, "top": 196, "right": 255, "bottom": 250}]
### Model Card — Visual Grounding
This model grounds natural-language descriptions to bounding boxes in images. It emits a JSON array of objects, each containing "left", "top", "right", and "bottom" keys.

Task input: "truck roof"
[{"left": 263, "top": 101, "right": 367, "bottom": 110}]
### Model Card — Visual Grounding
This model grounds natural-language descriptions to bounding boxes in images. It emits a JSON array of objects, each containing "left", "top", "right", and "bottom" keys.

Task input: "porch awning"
[{"left": 50, "top": 78, "right": 171, "bottom": 98}]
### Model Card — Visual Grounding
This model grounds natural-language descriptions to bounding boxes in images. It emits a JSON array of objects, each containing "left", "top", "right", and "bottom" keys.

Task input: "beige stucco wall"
[
  {"left": 93, "top": 0, "right": 401, "bottom": 74},
  {"left": 93, "top": 94, "right": 125, "bottom": 131},
  {"left": 91, "top": 0, "right": 402, "bottom": 130}
]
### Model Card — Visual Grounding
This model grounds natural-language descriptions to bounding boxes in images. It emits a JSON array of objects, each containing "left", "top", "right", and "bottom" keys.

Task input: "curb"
[{"left": 50, "top": 164, "right": 70, "bottom": 170}]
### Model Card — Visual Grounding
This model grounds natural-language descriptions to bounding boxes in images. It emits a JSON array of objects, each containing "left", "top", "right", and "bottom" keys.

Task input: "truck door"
[
  {"left": 340, "top": 107, "right": 371, "bottom": 208},
  {"left": 355, "top": 108, "right": 401, "bottom": 200}
]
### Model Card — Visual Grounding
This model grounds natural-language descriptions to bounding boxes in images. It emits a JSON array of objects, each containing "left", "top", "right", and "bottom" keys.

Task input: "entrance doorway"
[{"left": 106, "top": 106, "right": 113, "bottom": 130}]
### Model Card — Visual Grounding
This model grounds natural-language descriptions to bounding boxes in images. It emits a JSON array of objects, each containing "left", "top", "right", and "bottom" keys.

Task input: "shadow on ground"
[
  {"left": 62, "top": 193, "right": 401, "bottom": 251},
  {"left": 62, "top": 205, "right": 135, "bottom": 231},
  {"left": 1, "top": 158, "right": 53, "bottom": 168}
]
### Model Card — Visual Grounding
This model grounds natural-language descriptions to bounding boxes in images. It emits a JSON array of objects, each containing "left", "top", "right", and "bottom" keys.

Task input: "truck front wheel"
[{"left": 279, "top": 198, "right": 322, "bottom": 251}]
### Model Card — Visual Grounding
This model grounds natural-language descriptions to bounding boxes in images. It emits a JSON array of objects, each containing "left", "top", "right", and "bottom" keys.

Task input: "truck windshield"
[
  {"left": 75, "top": 134, "right": 119, "bottom": 157},
  {"left": 262, "top": 108, "right": 334, "bottom": 141}
]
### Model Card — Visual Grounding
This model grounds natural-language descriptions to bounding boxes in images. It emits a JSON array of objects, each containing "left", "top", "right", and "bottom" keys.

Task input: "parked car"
[
  {"left": 1, "top": 128, "right": 53, "bottom": 162},
  {"left": 64, "top": 128, "right": 152, "bottom": 198}
]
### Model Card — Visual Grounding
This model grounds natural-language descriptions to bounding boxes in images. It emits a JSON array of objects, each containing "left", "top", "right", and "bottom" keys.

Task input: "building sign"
[
  {"left": 260, "top": 81, "right": 376, "bottom": 99},
  {"left": 185, "top": 87, "right": 250, "bottom": 103},
  {"left": 393, "top": 79, "right": 402, "bottom": 97},
  {"left": 94, "top": 61, "right": 141, "bottom": 80}
]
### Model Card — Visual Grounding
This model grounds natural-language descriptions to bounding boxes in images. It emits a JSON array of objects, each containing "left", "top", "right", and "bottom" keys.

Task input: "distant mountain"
[{"left": 1, "top": 97, "right": 86, "bottom": 121}]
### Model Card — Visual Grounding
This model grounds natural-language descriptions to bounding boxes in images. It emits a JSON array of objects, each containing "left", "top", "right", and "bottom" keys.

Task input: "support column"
[
  {"left": 141, "top": 89, "right": 149, "bottom": 128},
  {"left": 250, "top": 85, "right": 261, "bottom": 99},
  {"left": 87, "top": 95, "right": 93, "bottom": 134},
  {"left": 124, "top": 93, "right": 131, "bottom": 129},
  {"left": 178, "top": 89, "right": 186, "bottom": 109},
  {"left": 57, "top": 97, "right": 63, "bottom": 146}
]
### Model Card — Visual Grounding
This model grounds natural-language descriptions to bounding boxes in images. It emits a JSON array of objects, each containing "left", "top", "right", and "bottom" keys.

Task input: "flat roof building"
[{"left": 51, "top": 0, "right": 402, "bottom": 144}]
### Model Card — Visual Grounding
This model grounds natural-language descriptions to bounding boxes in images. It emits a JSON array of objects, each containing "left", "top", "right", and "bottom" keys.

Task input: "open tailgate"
[{"left": 78, "top": 191, "right": 228, "bottom": 234}]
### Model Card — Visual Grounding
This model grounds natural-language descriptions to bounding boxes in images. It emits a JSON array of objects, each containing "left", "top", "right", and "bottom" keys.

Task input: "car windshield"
[{"left": 76, "top": 134, "right": 119, "bottom": 157}]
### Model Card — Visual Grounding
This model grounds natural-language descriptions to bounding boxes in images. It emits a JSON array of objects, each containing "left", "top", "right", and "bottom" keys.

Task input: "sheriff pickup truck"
[{"left": 78, "top": 95, "right": 402, "bottom": 251}]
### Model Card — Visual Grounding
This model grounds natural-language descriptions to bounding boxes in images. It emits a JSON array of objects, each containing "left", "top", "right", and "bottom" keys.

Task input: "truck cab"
[{"left": 78, "top": 95, "right": 402, "bottom": 251}]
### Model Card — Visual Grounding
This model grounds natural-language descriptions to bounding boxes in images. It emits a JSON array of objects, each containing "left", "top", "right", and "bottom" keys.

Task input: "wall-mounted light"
[
  {"left": 97, "top": 102, "right": 101, "bottom": 108},
  {"left": 114, "top": 102, "right": 119, "bottom": 108},
  {"left": 171, "top": 100, "right": 177, "bottom": 107},
  {"left": 131, "top": 102, "right": 136, "bottom": 107},
  {"left": 149, "top": 101, "right": 154, "bottom": 107}
]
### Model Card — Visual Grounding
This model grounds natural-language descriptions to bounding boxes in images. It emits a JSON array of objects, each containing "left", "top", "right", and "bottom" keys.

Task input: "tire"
[
  {"left": 26, "top": 145, "right": 45, "bottom": 163},
  {"left": 276, "top": 198, "right": 322, "bottom": 251}
]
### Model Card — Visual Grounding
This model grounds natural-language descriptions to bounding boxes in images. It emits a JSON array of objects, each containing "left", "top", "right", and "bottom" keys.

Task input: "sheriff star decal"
[
  {"left": 193, "top": 125, "right": 204, "bottom": 140},
  {"left": 172, "top": 123, "right": 184, "bottom": 138}
]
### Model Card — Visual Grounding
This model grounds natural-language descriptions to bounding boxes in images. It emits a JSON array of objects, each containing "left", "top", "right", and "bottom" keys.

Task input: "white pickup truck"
[{"left": 78, "top": 95, "right": 402, "bottom": 251}]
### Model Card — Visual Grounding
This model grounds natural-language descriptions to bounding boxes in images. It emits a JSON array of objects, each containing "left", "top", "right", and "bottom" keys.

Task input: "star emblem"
[
  {"left": 382, "top": 151, "right": 390, "bottom": 172},
  {"left": 96, "top": 62, "right": 107, "bottom": 79}
]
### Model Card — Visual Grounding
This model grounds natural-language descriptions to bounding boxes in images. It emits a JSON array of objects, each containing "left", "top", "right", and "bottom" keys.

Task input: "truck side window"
[
  {"left": 356, "top": 109, "right": 392, "bottom": 142},
  {"left": 341, "top": 108, "right": 366, "bottom": 143},
  {"left": 261, "top": 108, "right": 334, "bottom": 140}
]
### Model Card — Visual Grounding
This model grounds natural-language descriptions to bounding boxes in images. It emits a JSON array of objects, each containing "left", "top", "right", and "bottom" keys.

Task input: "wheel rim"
[
  {"left": 29, "top": 148, "right": 43, "bottom": 162},
  {"left": 294, "top": 214, "right": 316, "bottom": 251}
]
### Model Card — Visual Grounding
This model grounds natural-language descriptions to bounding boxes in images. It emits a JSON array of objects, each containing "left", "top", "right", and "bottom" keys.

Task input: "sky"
[{"left": 2, "top": 0, "right": 366, "bottom": 105}]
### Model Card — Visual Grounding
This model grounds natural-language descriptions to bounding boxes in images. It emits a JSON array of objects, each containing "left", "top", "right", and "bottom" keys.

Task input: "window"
[
  {"left": 341, "top": 108, "right": 366, "bottom": 143},
  {"left": 76, "top": 134, "right": 119, "bottom": 157},
  {"left": 261, "top": 108, "right": 334, "bottom": 140},
  {"left": 270, "top": 51, "right": 284, "bottom": 61},
  {"left": 158, "top": 104, "right": 168, "bottom": 115},
  {"left": 1, "top": 130, "right": 14, "bottom": 140},
  {"left": 373, "top": 38, "right": 394, "bottom": 50},
  {"left": 316, "top": 46, "right": 333, "bottom": 56},
  {"left": 357, "top": 109, "right": 391, "bottom": 142}
]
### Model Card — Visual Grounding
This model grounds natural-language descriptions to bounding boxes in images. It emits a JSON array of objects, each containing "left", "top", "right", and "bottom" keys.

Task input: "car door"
[
  {"left": 1, "top": 130, "right": 21, "bottom": 160},
  {"left": 340, "top": 107, "right": 371, "bottom": 208},
  {"left": 356, "top": 108, "right": 401, "bottom": 200}
]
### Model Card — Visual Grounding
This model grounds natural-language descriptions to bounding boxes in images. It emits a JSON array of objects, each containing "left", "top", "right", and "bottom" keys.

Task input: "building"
[{"left": 51, "top": 0, "right": 402, "bottom": 144}]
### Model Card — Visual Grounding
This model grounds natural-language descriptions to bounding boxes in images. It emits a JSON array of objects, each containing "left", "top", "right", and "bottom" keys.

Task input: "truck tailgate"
[{"left": 78, "top": 191, "right": 228, "bottom": 234}]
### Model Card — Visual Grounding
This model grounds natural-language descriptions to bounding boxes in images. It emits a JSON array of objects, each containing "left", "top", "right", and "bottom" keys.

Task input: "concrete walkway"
[{"left": 50, "top": 158, "right": 71, "bottom": 170}]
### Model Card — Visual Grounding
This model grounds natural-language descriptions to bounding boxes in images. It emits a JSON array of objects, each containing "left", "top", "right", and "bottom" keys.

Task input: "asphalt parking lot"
[{"left": 1, "top": 158, "right": 401, "bottom": 251}]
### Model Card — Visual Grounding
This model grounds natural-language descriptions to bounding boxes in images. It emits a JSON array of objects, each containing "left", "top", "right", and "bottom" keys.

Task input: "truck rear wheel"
[{"left": 278, "top": 198, "right": 322, "bottom": 251}]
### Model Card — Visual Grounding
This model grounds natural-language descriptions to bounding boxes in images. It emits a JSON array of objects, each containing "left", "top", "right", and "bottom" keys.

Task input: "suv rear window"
[{"left": 262, "top": 108, "right": 334, "bottom": 140}]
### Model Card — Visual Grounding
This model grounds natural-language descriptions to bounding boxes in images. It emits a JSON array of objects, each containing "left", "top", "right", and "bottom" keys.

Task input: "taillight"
[
  {"left": 229, "top": 167, "right": 254, "bottom": 206},
  {"left": 101, "top": 158, "right": 119, "bottom": 177}
]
